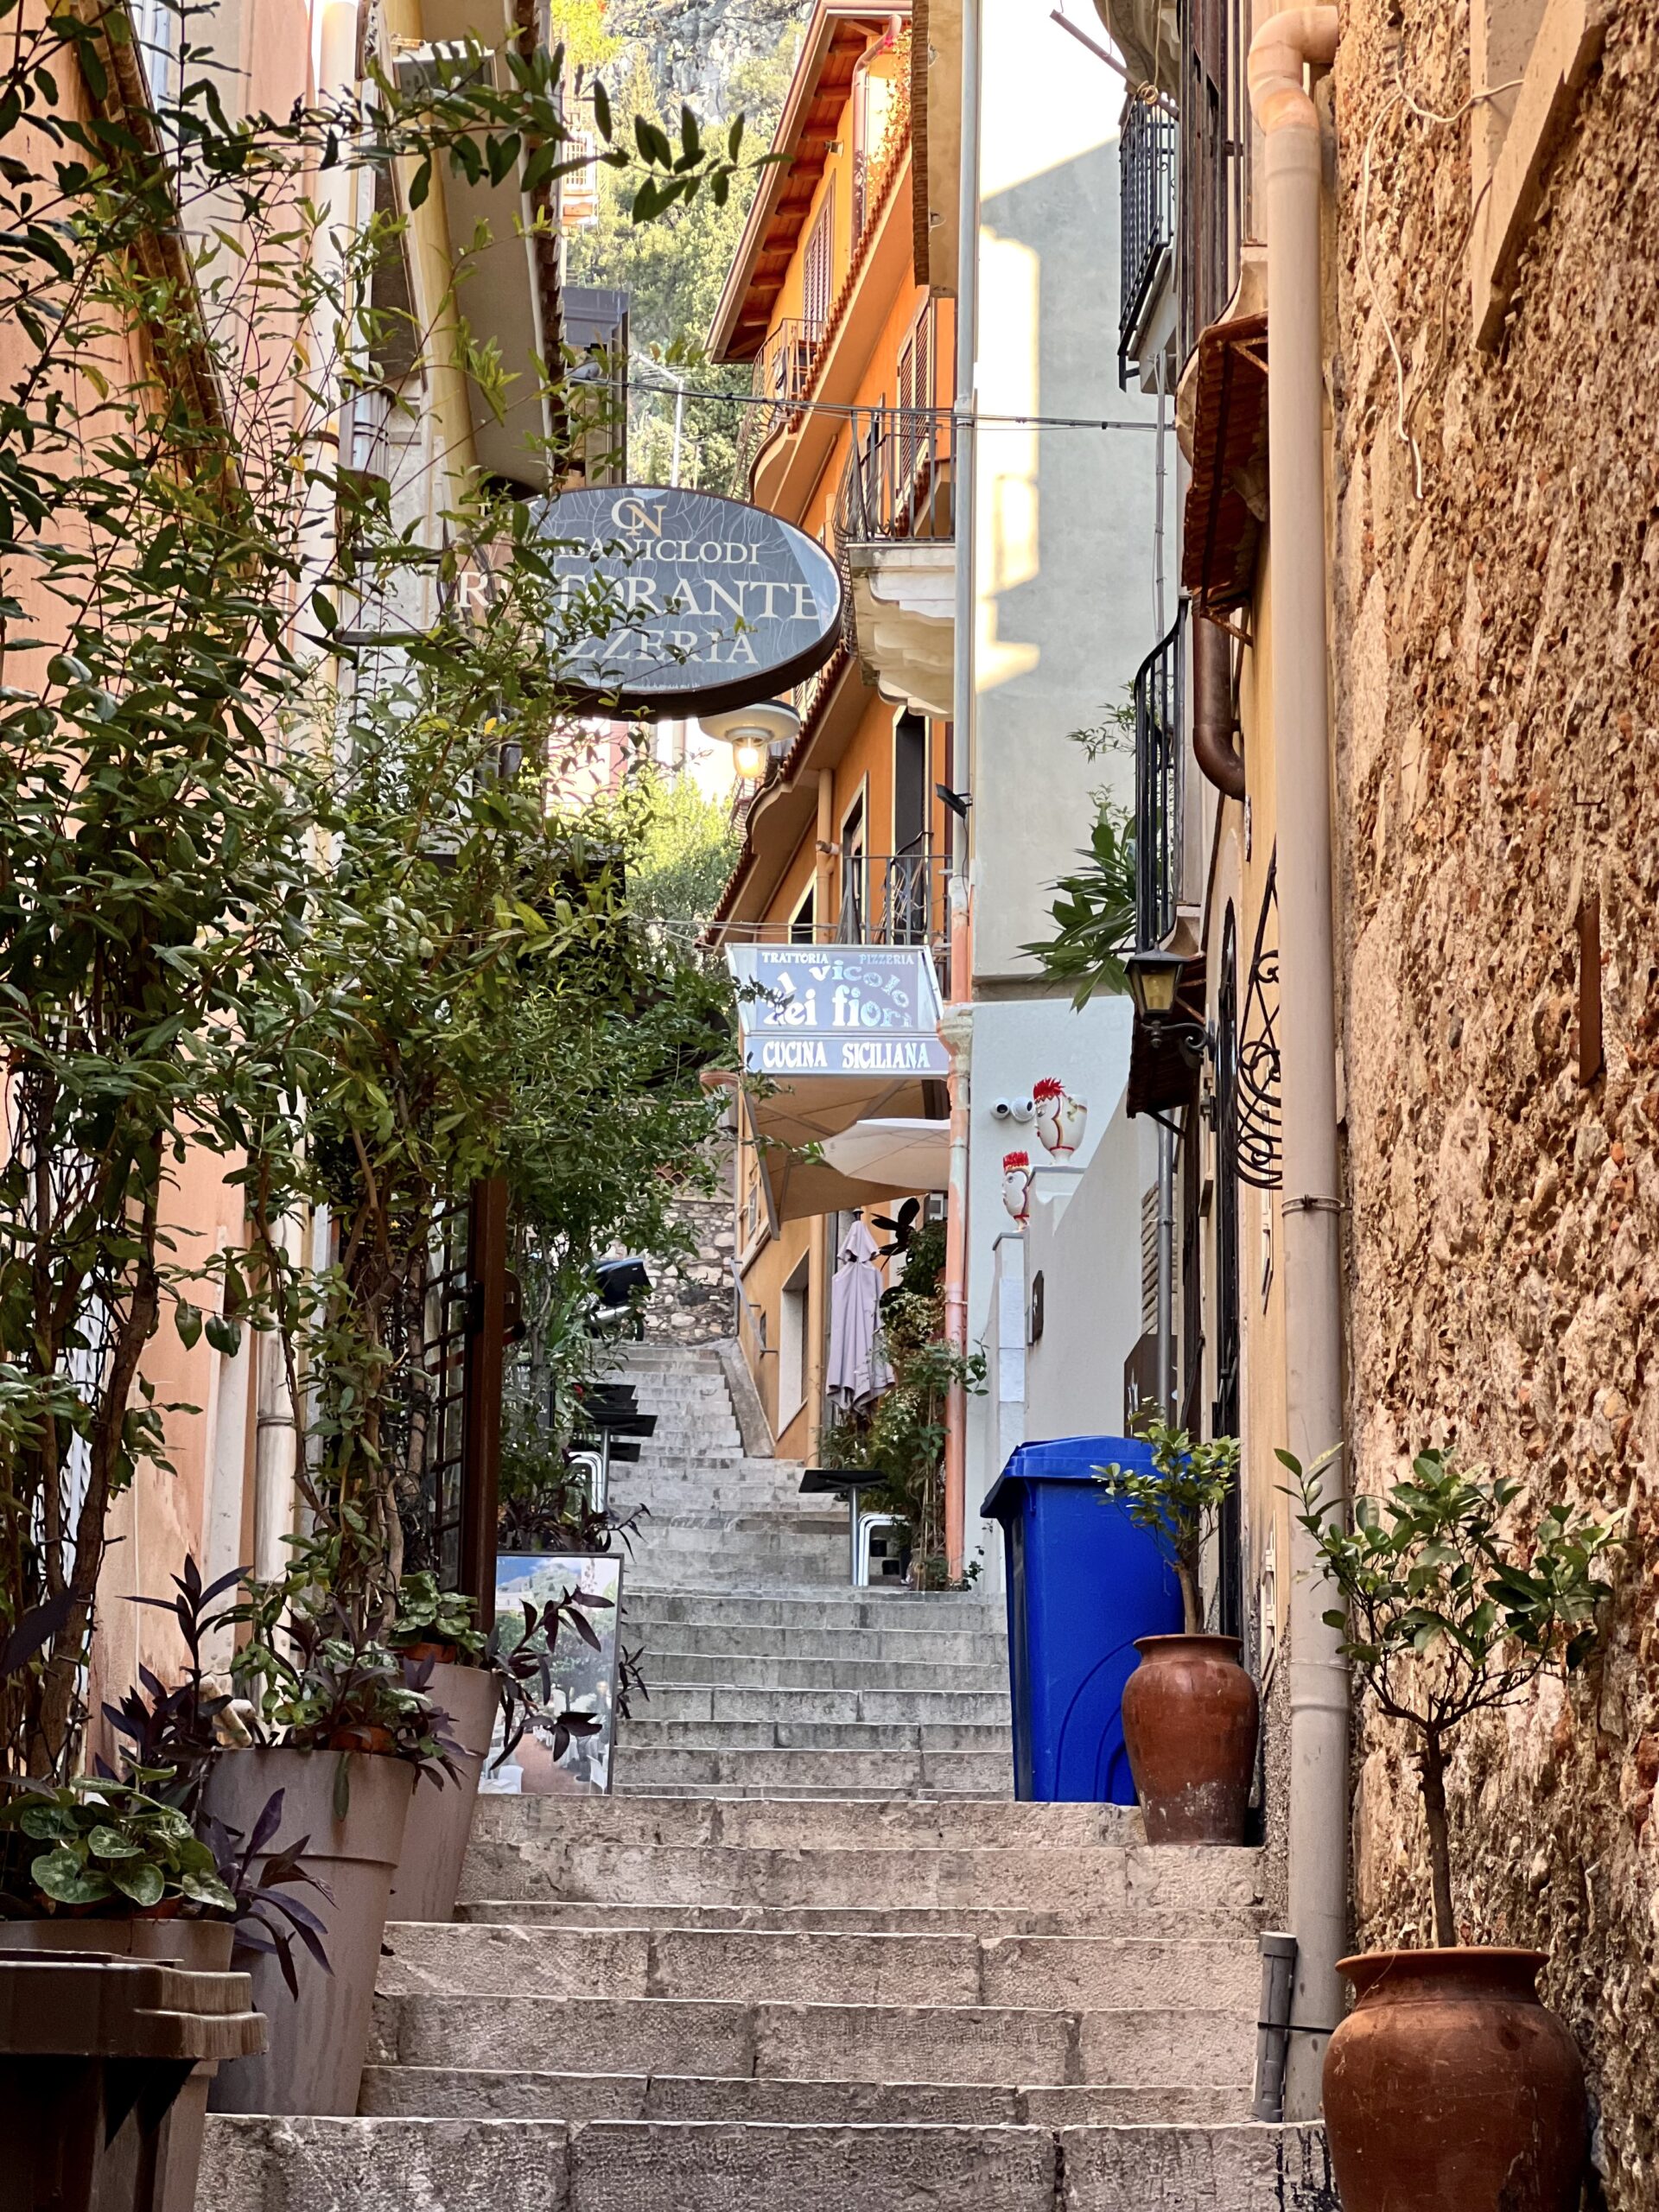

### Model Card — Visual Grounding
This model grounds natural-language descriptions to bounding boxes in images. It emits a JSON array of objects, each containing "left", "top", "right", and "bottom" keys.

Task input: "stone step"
[
  {"left": 456, "top": 1903, "right": 1244, "bottom": 1938},
  {"left": 379, "top": 1923, "right": 1259, "bottom": 2012},
  {"left": 622, "top": 1592, "right": 1001, "bottom": 1627},
  {"left": 620, "top": 1718, "right": 1011, "bottom": 1752},
  {"left": 638, "top": 1649, "right": 1011, "bottom": 1693},
  {"left": 614, "top": 1746, "right": 1010, "bottom": 1793},
  {"left": 204, "top": 2115, "right": 1336, "bottom": 2212},
  {"left": 359, "top": 2066, "right": 1250, "bottom": 2128},
  {"left": 458, "top": 1836, "right": 1262, "bottom": 1915},
  {"left": 468, "top": 1794, "right": 1141, "bottom": 1851},
  {"left": 612, "top": 1781, "right": 1001, "bottom": 1801},
  {"left": 619, "top": 1623, "right": 1005, "bottom": 1663},
  {"left": 641, "top": 1685, "right": 1010, "bottom": 1725},
  {"left": 372, "top": 1992, "right": 1259, "bottom": 2087}
]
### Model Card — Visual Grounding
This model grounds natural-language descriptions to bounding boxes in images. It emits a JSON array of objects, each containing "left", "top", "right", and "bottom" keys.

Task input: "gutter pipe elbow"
[
  {"left": 1248, "top": 5, "right": 1338, "bottom": 137},
  {"left": 1192, "top": 613, "right": 1246, "bottom": 801}
]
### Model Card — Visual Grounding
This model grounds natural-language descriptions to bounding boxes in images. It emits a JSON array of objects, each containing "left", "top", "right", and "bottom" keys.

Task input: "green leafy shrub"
[
  {"left": 1096, "top": 1417, "right": 1240, "bottom": 1634},
  {"left": 1287, "top": 1445, "right": 1617, "bottom": 1946},
  {"left": 1, "top": 1781, "right": 235, "bottom": 1916}
]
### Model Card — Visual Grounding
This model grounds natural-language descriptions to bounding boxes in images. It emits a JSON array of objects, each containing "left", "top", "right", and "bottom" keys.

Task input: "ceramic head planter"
[
  {"left": 1031, "top": 1077, "right": 1065, "bottom": 1155},
  {"left": 1001, "top": 1151, "right": 1032, "bottom": 1225},
  {"left": 1033, "top": 1077, "right": 1088, "bottom": 1159}
]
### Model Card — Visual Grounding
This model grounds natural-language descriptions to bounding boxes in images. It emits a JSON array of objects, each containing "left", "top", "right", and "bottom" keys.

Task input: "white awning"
[{"left": 818, "top": 1118, "right": 950, "bottom": 1194}]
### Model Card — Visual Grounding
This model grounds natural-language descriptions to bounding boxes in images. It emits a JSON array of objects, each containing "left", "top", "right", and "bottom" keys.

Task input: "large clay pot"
[
  {"left": 0, "top": 1916, "right": 242, "bottom": 2212},
  {"left": 1120, "top": 1633, "right": 1259, "bottom": 1843},
  {"left": 388, "top": 1661, "right": 499, "bottom": 1923},
  {"left": 201, "top": 1744, "right": 413, "bottom": 2115},
  {"left": 1324, "top": 1948, "right": 1588, "bottom": 2212}
]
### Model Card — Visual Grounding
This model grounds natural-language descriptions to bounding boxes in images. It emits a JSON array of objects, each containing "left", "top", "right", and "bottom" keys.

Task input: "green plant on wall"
[
  {"left": 1096, "top": 1417, "right": 1241, "bottom": 1634},
  {"left": 1287, "top": 1446, "right": 1616, "bottom": 1948}
]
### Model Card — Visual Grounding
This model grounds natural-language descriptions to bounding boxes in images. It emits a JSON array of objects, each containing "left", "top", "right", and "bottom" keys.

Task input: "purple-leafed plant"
[{"left": 199, "top": 1787, "right": 334, "bottom": 2001}]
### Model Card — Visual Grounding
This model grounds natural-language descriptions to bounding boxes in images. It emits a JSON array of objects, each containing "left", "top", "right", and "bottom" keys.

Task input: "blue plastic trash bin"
[{"left": 981, "top": 1433, "right": 1182, "bottom": 1802}]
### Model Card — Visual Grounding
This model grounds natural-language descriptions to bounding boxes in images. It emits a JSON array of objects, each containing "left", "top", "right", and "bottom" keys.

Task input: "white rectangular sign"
[{"left": 727, "top": 945, "right": 950, "bottom": 1078}]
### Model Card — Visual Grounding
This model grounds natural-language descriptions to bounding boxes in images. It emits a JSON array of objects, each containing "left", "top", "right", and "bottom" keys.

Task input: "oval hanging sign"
[{"left": 537, "top": 484, "right": 843, "bottom": 716}]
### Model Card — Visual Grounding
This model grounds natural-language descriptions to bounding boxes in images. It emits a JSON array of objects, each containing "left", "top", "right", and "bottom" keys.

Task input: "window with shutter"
[{"left": 804, "top": 185, "right": 836, "bottom": 331}]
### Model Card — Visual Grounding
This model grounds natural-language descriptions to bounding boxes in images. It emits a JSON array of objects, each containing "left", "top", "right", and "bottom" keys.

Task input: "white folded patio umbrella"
[
  {"left": 825, "top": 1217, "right": 894, "bottom": 1412},
  {"left": 817, "top": 1117, "right": 950, "bottom": 1194}
]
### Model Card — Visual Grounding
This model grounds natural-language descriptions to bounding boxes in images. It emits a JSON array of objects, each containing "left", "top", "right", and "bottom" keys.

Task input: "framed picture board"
[{"left": 483, "top": 1550, "right": 624, "bottom": 1796}]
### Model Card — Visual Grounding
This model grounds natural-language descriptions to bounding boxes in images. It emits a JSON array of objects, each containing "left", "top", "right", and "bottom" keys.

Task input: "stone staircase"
[{"left": 200, "top": 1338, "right": 1336, "bottom": 2211}]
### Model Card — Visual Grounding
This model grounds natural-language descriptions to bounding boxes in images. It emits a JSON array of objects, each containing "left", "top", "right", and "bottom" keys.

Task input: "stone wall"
[
  {"left": 1330, "top": 3, "right": 1659, "bottom": 2196},
  {"left": 640, "top": 1138, "right": 737, "bottom": 1344}
]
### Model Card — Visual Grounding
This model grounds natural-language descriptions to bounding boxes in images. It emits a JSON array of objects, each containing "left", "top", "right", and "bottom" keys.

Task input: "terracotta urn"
[
  {"left": 1324, "top": 1948, "right": 1587, "bottom": 2212},
  {"left": 1120, "top": 1633, "right": 1258, "bottom": 1843}
]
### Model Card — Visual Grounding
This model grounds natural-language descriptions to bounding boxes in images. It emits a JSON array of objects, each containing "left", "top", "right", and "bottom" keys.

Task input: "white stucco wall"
[
  {"left": 962, "top": 992, "right": 1134, "bottom": 1546},
  {"left": 959, "top": 10, "right": 1160, "bottom": 1580},
  {"left": 968, "top": 3, "right": 1161, "bottom": 984}
]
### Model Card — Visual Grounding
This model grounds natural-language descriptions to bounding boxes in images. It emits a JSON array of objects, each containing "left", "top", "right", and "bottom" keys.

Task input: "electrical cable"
[{"left": 615, "top": 378, "right": 1159, "bottom": 432}]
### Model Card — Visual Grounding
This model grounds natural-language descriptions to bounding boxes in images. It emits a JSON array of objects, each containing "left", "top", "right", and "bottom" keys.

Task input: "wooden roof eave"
[
  {"left": 706, "top": 3, "right": 901, "bottom": 365},
  {"left": 1179, "top": 312, "right": 1268, "bottom": 614}
]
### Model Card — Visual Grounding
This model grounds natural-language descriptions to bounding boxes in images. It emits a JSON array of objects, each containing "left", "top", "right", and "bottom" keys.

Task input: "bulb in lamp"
[{"left": 733, "top": 734, "right": 767, "bottom": 779}]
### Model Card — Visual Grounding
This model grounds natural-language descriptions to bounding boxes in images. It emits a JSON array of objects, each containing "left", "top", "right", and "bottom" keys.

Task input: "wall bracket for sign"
[{"left": 537, "top": 483, "right": 844, "bottom": 717}]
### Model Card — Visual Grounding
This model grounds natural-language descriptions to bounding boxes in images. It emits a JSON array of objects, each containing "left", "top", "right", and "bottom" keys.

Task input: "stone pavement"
[{"left": 200, "top": 1341, "right": 1336, "bottom": 2209}]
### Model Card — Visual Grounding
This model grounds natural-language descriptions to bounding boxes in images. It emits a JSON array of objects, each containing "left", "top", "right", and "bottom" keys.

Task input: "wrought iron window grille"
[{"left": 1235, "top": 852, "right": 1282, "bottom": 1192}]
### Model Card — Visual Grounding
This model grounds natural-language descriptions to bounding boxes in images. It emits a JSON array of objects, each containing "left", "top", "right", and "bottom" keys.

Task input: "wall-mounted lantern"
[{"left": 701, "top": 700, "right": 801, "bottom": 782}]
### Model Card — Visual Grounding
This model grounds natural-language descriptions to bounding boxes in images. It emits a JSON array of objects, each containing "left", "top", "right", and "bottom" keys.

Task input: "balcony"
[
  {"left": 1119, "top": 92, "right": 1177, "bottom": 390},
  {"left": 735, "top": 316, "right": 823, "bottom": 486},
  {"left": 1134, "top": 606, "right": 1185, "bottom": 950},
  {"left": 836, "top": 847, "right": 944, "bottom": 952},
  {"left": 719, "top": 849, "right": 952, "bottom": 992},
  {"left": 834, "top": 408, "right": 955, "bottom": 720}
]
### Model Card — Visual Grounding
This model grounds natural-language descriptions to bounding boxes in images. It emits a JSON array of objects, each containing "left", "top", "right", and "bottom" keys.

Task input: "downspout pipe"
[
  {"left": 942, "top": 0, "right": 982, "bottom": 1584},
  {"left": 1247, "top": 0, "right": 1348, "bottom": 2122},
  {"left": 1192, "top": 611, "right": 1246, "bottom": 800}
]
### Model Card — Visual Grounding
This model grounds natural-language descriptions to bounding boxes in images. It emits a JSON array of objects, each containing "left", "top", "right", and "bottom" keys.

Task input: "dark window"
[
  {"left": 1179, "top": 0, "right": 1251, "bottom": 367},
  {"left": 791, "top": 887, "right": 816, "bottom": 944}
]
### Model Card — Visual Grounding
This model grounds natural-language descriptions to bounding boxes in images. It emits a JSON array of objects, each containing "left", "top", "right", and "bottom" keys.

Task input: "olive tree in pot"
[
  {"left": 1095, "top": 1420, "right": 1255, "bottom": 1843},
  {"left": 1288, "top": 1446, "right": 1616, "bottom": 2212}
]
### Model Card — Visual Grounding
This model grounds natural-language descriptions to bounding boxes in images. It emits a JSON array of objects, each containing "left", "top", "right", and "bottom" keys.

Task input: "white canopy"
[
  {"left": 817, "top": 1117, "right": 950, "bottom": 1194},
  {"left": 825, "top": 1217, "right": 894, "bottom": 1413}
]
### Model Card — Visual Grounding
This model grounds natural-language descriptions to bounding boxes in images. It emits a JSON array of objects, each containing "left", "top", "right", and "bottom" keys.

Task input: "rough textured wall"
[
  {"left": 641, "top": 1139, "right": 737, "bottom": 1344},
  {"left": 1330, "top": 2, "right": 1659, "bottom": 2196}
]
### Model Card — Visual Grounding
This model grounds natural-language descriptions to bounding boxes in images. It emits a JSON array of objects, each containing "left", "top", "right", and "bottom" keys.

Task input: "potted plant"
[
  {"left": 385, "top": 1573, "right": 505, "bottom": 1923},
  {"left": 1095, "top": 1418, "right": 1256, "bottom": 1842},
  {"left": 200, "top": 1554, "right": 460, "bottom": 2117},
  {"left": 1288, "top": 1446, "right": 1616, "bottom": 2212}
]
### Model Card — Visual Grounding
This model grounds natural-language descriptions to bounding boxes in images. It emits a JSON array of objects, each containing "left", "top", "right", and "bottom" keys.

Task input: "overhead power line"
[{"left": 617, "top": 379, "right": 1160, "bottom": 434}]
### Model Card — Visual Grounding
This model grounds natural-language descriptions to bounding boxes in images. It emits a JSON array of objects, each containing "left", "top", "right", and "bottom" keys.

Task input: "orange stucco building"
[{"left": 705, "top": 3, "right": 957, "bottom": 1463}]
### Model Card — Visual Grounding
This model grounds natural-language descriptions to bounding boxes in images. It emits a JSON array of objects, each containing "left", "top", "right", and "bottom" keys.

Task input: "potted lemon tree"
[
  {"left": 1095, "top": 1419, "right": 1256, "bottom": 1843},
  {"left": 1287, "top": 1446, "right": 1615, "bottom": 2212}
]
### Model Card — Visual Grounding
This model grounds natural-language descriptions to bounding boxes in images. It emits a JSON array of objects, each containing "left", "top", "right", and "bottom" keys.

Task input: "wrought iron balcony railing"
[
  {"left": 835, "top": 407, "right": 955, "bottom": 548},
  {"left": 1119, "top": 92, "right": 1177, "bottom": 387},
  {"left": 1134, "top": 606, "right": 1185, "bottom": 950},
  {"left": 834, "top": 847, "right": 944, "bottom": 951},
  {"left": 735, "top": 316, "right": 824, "bottom": 483}
]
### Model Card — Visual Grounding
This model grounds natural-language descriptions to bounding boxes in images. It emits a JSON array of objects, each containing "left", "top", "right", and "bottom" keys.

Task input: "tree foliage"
[
  {"left": 1287, "top": 1446, "right": 1616, "bottom": 1946},
  {"left": 1096, "top": 1418, "right": 1240, "bottom": 1636},
  {"left": 0, "top": 0, "right": 752, "bottom": 1777}
]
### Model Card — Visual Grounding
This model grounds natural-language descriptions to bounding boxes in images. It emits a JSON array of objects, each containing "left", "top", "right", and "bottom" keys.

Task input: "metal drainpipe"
[
  {"left": 1246, "top": 0, "right": 1348, "bottom": 2120},
  {"left": 941, "top": 0, "right": 982, "bottom": 1582},
  {"left": 1155, "top": 1124, "right": 1176, "bottom": 1419}
]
